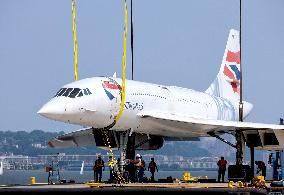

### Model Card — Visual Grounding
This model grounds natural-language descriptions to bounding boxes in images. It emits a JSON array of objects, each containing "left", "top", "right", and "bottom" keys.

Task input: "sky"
[{"left": 1, "top": 0, "right": 284, "bottom": 133}]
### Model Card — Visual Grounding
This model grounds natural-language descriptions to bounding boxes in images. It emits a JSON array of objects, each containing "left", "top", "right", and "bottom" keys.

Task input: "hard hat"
[{"left": 136, "top": 154, "right": 141, "bottom": 158}]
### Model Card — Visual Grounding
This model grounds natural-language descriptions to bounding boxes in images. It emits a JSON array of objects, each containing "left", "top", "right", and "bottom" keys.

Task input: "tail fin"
[{"left": 206, "top": 29, "right": 240, "bottom": 101}]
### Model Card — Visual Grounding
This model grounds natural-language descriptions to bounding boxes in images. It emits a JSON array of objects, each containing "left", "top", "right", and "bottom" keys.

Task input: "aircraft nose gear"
[
  {"left": 108, "top": 130, "right": 134, "bottom": 184},
  {"left": 118, "top": 131, "right": 129, "bottom": 174}
]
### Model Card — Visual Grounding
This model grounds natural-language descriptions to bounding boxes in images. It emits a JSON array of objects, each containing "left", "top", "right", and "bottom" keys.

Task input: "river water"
[
  {"left": 0, "top": 169, "right": 273, "bottom": 185},
  {"left": 0, "top": 170, "right": 219, "bottom": 185}
]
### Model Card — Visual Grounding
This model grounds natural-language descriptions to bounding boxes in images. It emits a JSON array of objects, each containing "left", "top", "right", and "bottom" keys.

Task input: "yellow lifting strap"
[
  {"left": 115, "top": 0, "right": 128, "bottom": 122},
  {"left": 72, "top": 0, "right": 79, "bottom": 81}
]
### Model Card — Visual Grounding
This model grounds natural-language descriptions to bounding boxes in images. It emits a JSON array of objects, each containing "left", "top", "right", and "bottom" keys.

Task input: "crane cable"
[
  {"left": 130, "top": 0, "right": 134, "bottom": 80},
  {"left": 72, "top": 0, "right": 79, "bottom": 81},
  {"left": 115, "top": 0, "right": 128, "bottom": 122}
]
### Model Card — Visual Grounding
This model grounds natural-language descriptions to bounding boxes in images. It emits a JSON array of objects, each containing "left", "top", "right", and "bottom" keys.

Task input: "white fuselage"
[{"left": 38, "top": 76, "right": 253, "bottom": 137}]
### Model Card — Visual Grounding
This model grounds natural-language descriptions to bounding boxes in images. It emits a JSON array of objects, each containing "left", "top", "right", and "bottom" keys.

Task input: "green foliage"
[{"left": 0, "top": 130, "right": 106, "bottom": 156}]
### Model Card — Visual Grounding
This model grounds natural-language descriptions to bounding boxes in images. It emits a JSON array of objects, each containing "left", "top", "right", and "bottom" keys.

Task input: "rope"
[{"left": 72, "top": 0, "right": 79, "bottom": 81}]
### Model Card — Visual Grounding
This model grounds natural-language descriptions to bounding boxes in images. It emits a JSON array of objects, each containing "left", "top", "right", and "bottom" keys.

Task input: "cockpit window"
[
  {"left": 77, "top": 91, "right": 83, "bottom": 97},
  {"left": 54, "top": 88, "right": 63, "bottom": 97},
  {"left": 68, "top": 88, "right": 81, "bottom": 98},
  {"left": 62, "top": 88, "right": 73, "bottom": 97},
  {"left": 57, "top": 88, "right": 67, "bottom": 96},
  {"left": 54, "top": 87, "right": 91, "bottom": 98}
]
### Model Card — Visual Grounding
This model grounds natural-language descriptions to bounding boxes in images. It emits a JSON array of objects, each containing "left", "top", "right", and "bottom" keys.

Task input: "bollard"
[
  {"left": 252, "top": 176, "right": 266, "bottom": 188},
  {"left": 228, "top": 181, "right": 234, "bottom": 188},
  {"left": 182, "top": 171, "right": 190, "bottom": 181},
  {"left": 238, "top": 181, "right": 244, "bottom": 188},
  {"left": 30, "top": 177, "right": 36, "bottom": 185}
]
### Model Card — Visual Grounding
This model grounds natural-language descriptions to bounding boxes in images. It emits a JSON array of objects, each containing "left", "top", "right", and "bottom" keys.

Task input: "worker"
[
  {"left": 217, "top": 156, "right": 227, "bottom": 183},
  {"left": 107, "top": 154, "right": 116, "bottom": 183},
  {"left": 134, "top": 154, "right": 141, "bottom": 182},
  {"left": 46, "top": 164, "right": 53, "bottom": 184},
  {"left": 94, "top": 155, "right": 105, "bottom": 183},
  {"left": 125, "top": 159, "right": 135, "bottom": 183},
  {"left": 139, "top": 156, "right": 145, "bottom": 182},
  {"left": 148, "top": 158, "right": 158, "bottom": 182},
  {"left": 134, "top": 154, "right": 145, "bottom": 182},
  {"left": 255, "top": 161, "right": 266, "bottom": 179},
  {"left": 268, "top": 153, "right": 273, "bottom": 165}
]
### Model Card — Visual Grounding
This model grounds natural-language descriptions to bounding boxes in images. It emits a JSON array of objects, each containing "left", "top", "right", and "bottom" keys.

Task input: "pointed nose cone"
[
  {"left": 37, "top": 101, "right": 63, "bottom": 120},
  {"left": 37, "top": 105, "right": 52, "bottom": 118}
]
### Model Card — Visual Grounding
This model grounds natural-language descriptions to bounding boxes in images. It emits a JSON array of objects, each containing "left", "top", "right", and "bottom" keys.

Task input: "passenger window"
[
  {"left": 57, "top": 88, "right": 67, "bottom": 96},
  {"left": 83, "top": 89, "right": 89, "bottom": 95},
  {"left": 86, "top": 88, "right": 92, "bottom": 95},
  {"left": 77, "top": 91, "right": 83, "bottom": 97},
  {"left": 62, "top": 88, "right": 73, "bottom": 97},
  {"left": 69, "top": 88, "right": 81, "bottom": 98}
]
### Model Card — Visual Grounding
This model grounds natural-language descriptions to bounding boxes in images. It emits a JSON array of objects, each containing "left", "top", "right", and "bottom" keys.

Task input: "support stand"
[
  {"left": 235, "top": 130, "right": 244, "bottom": 165},
  {"left": 47, "top": 154, "right": 61, "bottom": 184},
  {"left": 250, "top": 145, "right": 254, "bottom": 181},
  {"left": 228, "top": 130, "right": 250, "bottom": 182}
]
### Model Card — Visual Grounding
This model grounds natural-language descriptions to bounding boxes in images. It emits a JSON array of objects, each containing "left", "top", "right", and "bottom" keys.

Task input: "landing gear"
[
  {"left": 118, "top": 131, "right": 129, "bottom": 173},
  {"left": 115, "top": 130, "right": 154, "bottom": 183},
  {"left": 115, "top": 130, "right": 137, "bottom": 183},
  {"left": 95, "top": 127, "right": 162, "bottom": 183},
  {"left": 211, "top": 129, "right": 251, "bottom": 182},
  {"left": 233, "top": 100, "right": 248, "bottom": 181},
  {"left": 209, "top": 130, "right": 250, "bottom": 181},
  {"left": 126, "top": 131, "right": 136, "bottom": 160},
  {"left": 228, "top": 130, "right": 251, "bottom": 182}
]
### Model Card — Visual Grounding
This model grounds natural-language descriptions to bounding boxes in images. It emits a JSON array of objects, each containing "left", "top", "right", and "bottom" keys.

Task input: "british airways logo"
[
  {"left": 102, "top": 79, "right": 122, "bottom": 100},
  {"left": 223, "top": 50, "right": 241, "bottom": 94}
]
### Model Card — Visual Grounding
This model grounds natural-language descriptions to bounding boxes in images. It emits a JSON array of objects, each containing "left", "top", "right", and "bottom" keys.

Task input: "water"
[
  {"left": 0, "top": 170, "right": 219, "bottom": 185},
  {"left": 0, "top": 170, "right": 273, "bottom": 185}
]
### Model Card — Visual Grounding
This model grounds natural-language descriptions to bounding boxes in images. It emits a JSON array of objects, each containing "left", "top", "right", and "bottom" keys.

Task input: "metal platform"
[{"left": 0, "top": 182, "right": 281, "bottom": 195}]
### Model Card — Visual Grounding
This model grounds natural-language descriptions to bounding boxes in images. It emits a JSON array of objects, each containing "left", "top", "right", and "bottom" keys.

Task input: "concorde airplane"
[{"left": 38, "top": 29, "right": 284, "bottom": 158}]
